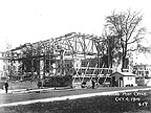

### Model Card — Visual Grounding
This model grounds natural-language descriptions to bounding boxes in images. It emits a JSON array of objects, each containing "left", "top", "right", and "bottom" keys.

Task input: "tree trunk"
[{"left": 121, "top": 44, "right": 127, "bottom": 72}]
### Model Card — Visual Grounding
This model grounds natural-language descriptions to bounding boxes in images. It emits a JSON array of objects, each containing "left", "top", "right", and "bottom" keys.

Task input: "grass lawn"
[{"left": 0, "top": 90, "right": 151, "bottom": 113}]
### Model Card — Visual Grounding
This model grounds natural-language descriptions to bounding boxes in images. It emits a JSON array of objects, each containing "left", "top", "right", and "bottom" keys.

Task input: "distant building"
[
  {"left": 133, "top": 64, "right": 151, "bottom": 78},
  {"left": 0, "top": 51, "right": 11, "bottom": 78},
  {"left": 111, "top": 72, "right": 136, "bottom": 87},
  {"left": 0, "top": 52, "right": 6, "bottom": 78}
]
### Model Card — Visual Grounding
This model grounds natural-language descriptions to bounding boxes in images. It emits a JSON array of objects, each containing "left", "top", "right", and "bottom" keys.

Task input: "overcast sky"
[{"left": 0, "top": 0, "right": 151, "bottom": 53}]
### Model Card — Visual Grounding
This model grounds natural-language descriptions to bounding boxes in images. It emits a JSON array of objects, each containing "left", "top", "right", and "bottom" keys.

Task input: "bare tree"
[
  {"left": 105, "top": 9, "right": 146, "bottom": 71},
  {"left": 101, "top": 30, "right": 122, "bottom": 68}
]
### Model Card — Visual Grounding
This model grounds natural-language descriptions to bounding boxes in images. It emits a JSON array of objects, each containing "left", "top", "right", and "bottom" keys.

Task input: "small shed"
[{"left": 111, "top": 72, "right": 136, "bottom": 87}]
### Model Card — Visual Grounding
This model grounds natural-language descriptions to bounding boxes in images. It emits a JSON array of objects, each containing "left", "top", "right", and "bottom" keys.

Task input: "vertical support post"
[
  {"left": 31, "top": 58, "right": 34, "bottom": 81},
  {"left": 83, "top": 35, "right": 86, "bottom": 59},
  {"left": 40, "top": 58, "right": 44, "bottom": 87},
  {"left": 10, "top": 60, "right": 13, "bottom": 79},
  {"left": 75, "top": 36, "right": 77, "bottom": 54},
  {"left": 82, "top": 62, "right": 89, "bottom": 83},
  {"left": 43, "top": 53, "right": 45, "bottom": 78},
  {"left": 92, "top": 40, "right": 94, "bottom": 53},
  {"left": 60, "top": 49, "right": 64, "bottom": 75}
]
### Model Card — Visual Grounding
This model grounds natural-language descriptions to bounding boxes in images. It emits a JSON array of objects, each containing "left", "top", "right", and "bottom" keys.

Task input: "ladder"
[
  {"left": 81, "top": 62, "right": 89, "bottom": 83},
  {"left": 89, "top": 64, "right": 98, "bottom": 82},
  {"left": 103, "top": 65, "right": 111, "bottom": 87},
  {"left": 72, "top": 68, "right": 80, "bottom": 83},
  {"left": 96, "top": 63, "right": 105, "bottom": 84}
]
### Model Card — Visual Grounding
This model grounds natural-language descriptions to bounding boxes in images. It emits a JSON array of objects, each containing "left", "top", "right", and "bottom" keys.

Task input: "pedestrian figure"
[
  {"left": 37, "top": 80, "right": 42, "bottom": 89},
  {"left": 81, "top": 81, "right": 86, "bottom": 88},
  {"left": 92, "top": 79, "right": 95, "bottom": 89},
  {"left": 4, "top": 81, "right": 9, "bottom": 93}
]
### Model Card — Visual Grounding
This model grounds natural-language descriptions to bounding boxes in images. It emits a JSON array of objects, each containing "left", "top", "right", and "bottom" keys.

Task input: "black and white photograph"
[{"left": 0, "top": 0, "right": 151, "bottom": 113}]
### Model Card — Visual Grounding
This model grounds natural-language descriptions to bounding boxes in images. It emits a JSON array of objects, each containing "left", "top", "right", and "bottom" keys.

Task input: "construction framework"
[{"left": 5, "top": 32, "right": 112, "bottom": 85}]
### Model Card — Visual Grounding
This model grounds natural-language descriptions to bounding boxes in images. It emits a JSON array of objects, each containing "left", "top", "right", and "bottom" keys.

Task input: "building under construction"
[{"left": 3, "top": 32, "right": 113, "bottom": 87}]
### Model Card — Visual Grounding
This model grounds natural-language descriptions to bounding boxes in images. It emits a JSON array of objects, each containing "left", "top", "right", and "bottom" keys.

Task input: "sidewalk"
[
  {"left": 0, "top": 86, "right": 74, "bottom": 94},
  {"left": 0, "top": 88, "right": 53, "bottom": 94}
]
